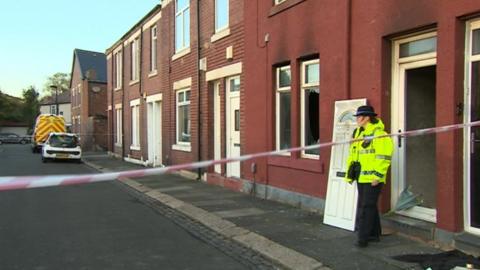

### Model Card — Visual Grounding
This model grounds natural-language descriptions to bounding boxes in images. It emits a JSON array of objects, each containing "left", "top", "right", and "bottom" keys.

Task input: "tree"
[
  {"left": 43, "top": 72, "right": 71, "bottom": 95},
  {"left": 22, "top": 86, "right": 40, "bottom": 132},
  {"left": 0, "top": 90, "right": 23, "bottom": 123}
]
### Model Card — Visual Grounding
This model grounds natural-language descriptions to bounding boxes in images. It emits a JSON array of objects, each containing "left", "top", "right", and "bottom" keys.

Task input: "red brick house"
[
  {"left": 70, "top": 49, "right": 108, "bottom": 151},
  {"left": 106, "top": 0, "right": 244, "bottom": 175},
  {"left": 242, "top": 0, "right": 480, "bottom": 253},
  {"left": 105, "top": 0, "right": 480, "bottom": 253}
]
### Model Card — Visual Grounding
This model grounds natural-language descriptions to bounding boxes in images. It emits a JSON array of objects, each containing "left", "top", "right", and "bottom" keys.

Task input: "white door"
[
  {"left": 214, "top": 82, "right": 222, "bottom": 174},
  {"left": 465, "top": 21, "right": 480, "bottom": 235},
  {"left": 147, "top": 100, "right": 162, "bottom": 167},
  {"left": 323, "top": 99, "right": 366, "bottom": 231},
  {"left": 391, "top": 32, "right": 437, "bottom": 222},
  {"left": 226, "top": 76, "right": 241, "bottom": 178}
]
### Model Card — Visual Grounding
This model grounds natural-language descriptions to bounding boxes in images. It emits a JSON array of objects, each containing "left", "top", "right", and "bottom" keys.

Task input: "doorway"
[
  {"left": 465, "top": 21, "right": 480, "bottom": 234},
  {"left": 226, "top": 76, "right": 241, "bottom": 178},
  {"left": 147, "top": 98, "right": 162, "bottom": 167},
  {"left": 392, "top": 32, "right": 438, "bottom": 222}
]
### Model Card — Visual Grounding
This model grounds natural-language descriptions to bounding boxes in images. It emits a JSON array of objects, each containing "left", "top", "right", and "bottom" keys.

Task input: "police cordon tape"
[{"left": 1, "top": 120, "right": 480, "bottom": 192}]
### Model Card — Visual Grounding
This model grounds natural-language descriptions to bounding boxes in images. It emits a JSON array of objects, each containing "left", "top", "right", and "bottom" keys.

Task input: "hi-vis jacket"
[{"left": 345, "top": 119, "right": 394, "bottom": 184}]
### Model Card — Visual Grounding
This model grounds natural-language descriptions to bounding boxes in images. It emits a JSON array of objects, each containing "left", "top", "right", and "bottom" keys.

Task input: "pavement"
[{"left": 82, "top": 152, "right": 447, "bottom": 270}]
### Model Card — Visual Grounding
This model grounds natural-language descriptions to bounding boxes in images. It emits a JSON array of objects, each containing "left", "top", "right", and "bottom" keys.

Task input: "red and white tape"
[{"left": 1, "top": 121, "right": 479, "bottom": 192}]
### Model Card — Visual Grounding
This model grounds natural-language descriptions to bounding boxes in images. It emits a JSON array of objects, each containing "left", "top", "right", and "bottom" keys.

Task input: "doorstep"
[
  {"left": 382, "top": 214, "right": 436, "bottom": 241},
  {"left": 455, "top": 232, "right": 480, "bottom": 257}
]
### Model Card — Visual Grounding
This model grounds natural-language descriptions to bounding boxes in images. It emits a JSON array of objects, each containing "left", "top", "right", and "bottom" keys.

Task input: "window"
[
  {"left": 150, "top": 26, "right": 158, "bottom": 72},
  {"left": 276, "top": 65, "right": 291, "bottom": 151},
  {"left": 175, "top": 0, "right": 190, "bottom": 52},
  {"left": 301, "top": 59, "right": 320, "bottom": 158},
  {"left": 131, "top": 103, "right": 140, "bottom": 149},
  {"left": 399, "top": 36, "right": 437, "bottom": 58},
  {"left": 131, "top": 38, "right": 140, "bottom": 81},
  {"left": 176, "top": 89, "right": 191, "bottom": 144},
  {"left": 115, "top": 108, "right": 122, "bottom": 146},
  {"left": 51, "top": 105, "right": 57, "bottom": 115},
  {"left": 114, "top": 51, "right": 123, "bottom": 89},
  {"left": 215, "top": 0, "right": 229, "bottom": 32}
]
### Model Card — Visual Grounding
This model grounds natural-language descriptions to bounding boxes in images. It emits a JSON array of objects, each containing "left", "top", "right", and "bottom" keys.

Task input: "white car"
[{"left": 42, "top": 133, "right": 82, "bottom": 163}]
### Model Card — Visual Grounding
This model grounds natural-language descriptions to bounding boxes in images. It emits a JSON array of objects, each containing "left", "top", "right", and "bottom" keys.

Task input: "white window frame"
[
  {"left": 300, "top": 59, "right": 320, "bottom": 159},
  {"left": 176, "top": 88, "right": 191, "bottom": 146},
  {"left": 131, "top": 38, "right": 140, "bottom": 82},
  {"left": 275, "top": 65, "right": 291, "bottom": 155},
  {"left": 215, "top": 0, "right": 229, "bottom": 33},
  {"left": 175, "top": 0, "right": 190, "bottom": 53},
  {"left": 274, "top": 0, "right": 287, "bottom": 5},
  {"left": 114, "top": 51, "right": 123, "bottom": 90},
  {"left": 130, "top": 99, "right": 141, "bottom": 150},
  {"left": 115, "top": 107, "right": 122, "bottom": 146},
  {"left": 51, "top": 105, "right": 57, "bottom": 115},
  {"left": 150, "top": 26, "right": 158, "bottom": 73}
]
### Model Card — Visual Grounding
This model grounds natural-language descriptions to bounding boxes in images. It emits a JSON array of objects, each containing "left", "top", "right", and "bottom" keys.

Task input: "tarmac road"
[{"left": 0, "top": 144, "right": 255, "bottom": 270}]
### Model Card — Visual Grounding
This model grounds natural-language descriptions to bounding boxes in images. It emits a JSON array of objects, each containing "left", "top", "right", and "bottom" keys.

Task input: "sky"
[{"left": 0, "top": 0, "right": 160, "bottom": 98}]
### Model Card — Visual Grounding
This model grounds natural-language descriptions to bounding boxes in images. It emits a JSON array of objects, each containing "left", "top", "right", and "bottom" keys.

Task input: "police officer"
[{"left": 345, "top": 105, "right": 394, "bottom": 248}]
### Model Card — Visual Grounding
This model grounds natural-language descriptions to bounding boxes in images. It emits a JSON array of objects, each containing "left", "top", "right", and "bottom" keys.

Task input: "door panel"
[
  {"left": 323, "top": 98, "right": 366, "bottom": 231},
  {"left": 226, "top": 77, "right": 241, "bottom": 178}
]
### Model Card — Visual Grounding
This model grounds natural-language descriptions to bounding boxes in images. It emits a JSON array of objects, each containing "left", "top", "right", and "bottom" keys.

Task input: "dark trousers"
[{"left": 356, "top": 182, "right": 383, "bottom": 242}]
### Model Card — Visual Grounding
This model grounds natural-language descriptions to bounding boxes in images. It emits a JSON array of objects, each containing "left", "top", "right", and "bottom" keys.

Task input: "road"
[{"left": 0, "top": 144, "right": 251, "bottom": 270}]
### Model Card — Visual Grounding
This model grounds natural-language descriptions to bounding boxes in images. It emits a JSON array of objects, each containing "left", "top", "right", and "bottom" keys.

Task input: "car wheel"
[
  {"left": 76, "top": 159, "right": 82, "bottom": 164},
  {"left": 42, "top": 156, "right": 48, "bottom": 163},
  {"left": 20, "top": 140, "right": 27, "bottom": 145},
  {"left": 0, "top": 140, "right": 3, "bottom": 145}
]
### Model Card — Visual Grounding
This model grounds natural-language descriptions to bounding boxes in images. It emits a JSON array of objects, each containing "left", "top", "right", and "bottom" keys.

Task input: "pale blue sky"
[{"left": 0, "top": 0, "right": 160, "bottom": 97}]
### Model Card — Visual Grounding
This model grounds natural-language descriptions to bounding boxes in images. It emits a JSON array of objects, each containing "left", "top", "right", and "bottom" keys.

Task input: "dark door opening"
[{"left": 405, "top": 65, "right": 437, "bottom": 209}]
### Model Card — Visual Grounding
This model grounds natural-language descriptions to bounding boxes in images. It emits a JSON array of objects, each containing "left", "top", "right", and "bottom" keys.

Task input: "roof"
[
  {"left": 72, "top": 49, "right": 107, "bottom": 83},
  {"left": 39, "top": 91, "right": 71, "bottom": 105}
]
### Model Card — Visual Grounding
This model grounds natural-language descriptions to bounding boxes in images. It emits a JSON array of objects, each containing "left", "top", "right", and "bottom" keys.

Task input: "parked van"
[{"left": 31, "top": 114, "right": 66, "bottom": 153}]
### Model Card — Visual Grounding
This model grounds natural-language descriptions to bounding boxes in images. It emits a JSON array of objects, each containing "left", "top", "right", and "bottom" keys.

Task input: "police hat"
[{"left": 353, "top": 105, "right": 378, "bottom": 117}]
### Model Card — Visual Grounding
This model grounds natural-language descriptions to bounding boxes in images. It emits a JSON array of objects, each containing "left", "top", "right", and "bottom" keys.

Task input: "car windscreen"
[{"left": 48, "top": 135, "right": 78, "bottom": 148}]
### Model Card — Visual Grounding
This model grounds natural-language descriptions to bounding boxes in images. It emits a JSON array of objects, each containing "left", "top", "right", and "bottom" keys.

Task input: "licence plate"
[{"left": 56, "top": 153, "right": 69, "bottom": 159}]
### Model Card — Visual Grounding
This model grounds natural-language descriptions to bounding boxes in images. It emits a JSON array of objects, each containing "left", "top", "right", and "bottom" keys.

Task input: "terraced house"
[
  {"left": 106, "top": 0, "right": 244, "bottom": 176},
  {"left": 106, "top": 0, "right": 480, "bottom": 254},
  {"left": 243, "top": 0, "right": 480, "bottom": 254}
]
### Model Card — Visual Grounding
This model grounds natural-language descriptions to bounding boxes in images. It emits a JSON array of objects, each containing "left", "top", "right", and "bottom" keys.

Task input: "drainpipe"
[
  {"left": 347, "top": 0, "right": 352, "bottom": 99},
  {"left": 121, "top": 42, "right": 126, "bottom": 159},
  {"left": 110, "top": 51, "right": 115, "bottom": 152},
  {"left": 196, "top": 0, "right": 202, "bottom": 180},
  {"left": 139, "top": 26, "right": 145, "bottom": 161}
]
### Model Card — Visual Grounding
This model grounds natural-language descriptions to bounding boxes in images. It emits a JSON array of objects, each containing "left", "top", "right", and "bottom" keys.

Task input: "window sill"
[
  {"left": 114, "top": 87, "right": 122, "bottom": 91},
  {"left": 267, "top": 155, "right": 324, "bottom": 173},
  {"left": 301, "top": 153, "right": 320, "bottom": 160},
  {"left": 148, "top": 71, "right": 158, "bottom": 78},
  {"left": 211, "top": 28, "right": 231, "bottom": 43},
  {"left": 172, "top": 48, "right": 191, "bottom": 61},
  {"left": 129, "top": 80, "right": 140, "bottom": 86},
  {"left": 172, "top": 144, "right": 191, "bottom": 152},
  {"left": 269, "top": 0, "right": 306, "bottom": 17},
  {"left": 130, "top": 145, "right": 141, "bottom": 151},
  {"left": 115, "top": 143, "right": 122, "bottom": 147}
]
